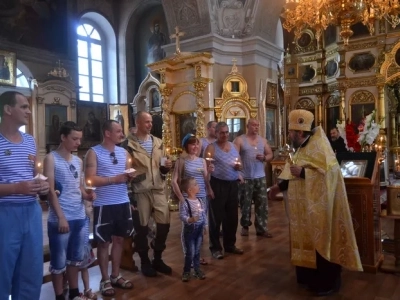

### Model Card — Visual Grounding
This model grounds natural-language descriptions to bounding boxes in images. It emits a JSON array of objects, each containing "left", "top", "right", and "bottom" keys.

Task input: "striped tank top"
[
  {"left": 0, "top": 132, "right": 37, "bottom": 203},
  {"left": 211, "top": 141, "right": 239, "bottom": 181},
  {"left": 240, "top": 136, "right": 266, "bottom": 179},
  {"left": 183, "top": 157, "right": 206, "bottom": 198},
  {"left": 200, "top": 137, "right": 212, "bottom": 157},
  {"left": 139, "top": 137, "right": 153, "bottom": 155},
  {"left": 91, "top": 145, "right": 129, "bottom": 207},
  {"left": 48, "top": 152, "right": 85, "bottom": 222}
]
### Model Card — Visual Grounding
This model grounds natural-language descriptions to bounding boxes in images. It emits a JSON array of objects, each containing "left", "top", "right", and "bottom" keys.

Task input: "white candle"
[{"left": 87, "top": 180, "right": 92, "bottom": 188}]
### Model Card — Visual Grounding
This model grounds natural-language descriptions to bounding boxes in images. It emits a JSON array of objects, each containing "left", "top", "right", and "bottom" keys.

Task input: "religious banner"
[
  {"left": 109, "top": 104, "right": 130, "bottom": 137},
  {"left": 77, "top": 101, "right": 108, "bottom": 149},
  {"left": 0, "top": 50, "right": 16, "bottom": 86}
]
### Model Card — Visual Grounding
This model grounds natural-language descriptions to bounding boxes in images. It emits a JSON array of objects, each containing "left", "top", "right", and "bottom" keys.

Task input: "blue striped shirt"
[
  {"left": 91, "top": 145, "right": 129, "bottom": 207},
  {"left": 138, "top": 138, "right": 153, "bottom": 155},
  {"left": 212, "top": 142, "right": 240, "bottom": 181},
  {"left": 0, "top": 132, "right": 37, "bottom": 203},
  {"left": 179, "top": 197, "right": 208, "bottom": 226},
  {"left": 240, "top": 136, "right": 266, "bottom": 179},
  {"left": 48, "top": 152, "right": 85, "bottom": 222},
  {"left": 200, "top": 137, "right": 213, "bottom": 157},
  {"left": 183, "top": 158, "right": 206, "bottom": 198}
]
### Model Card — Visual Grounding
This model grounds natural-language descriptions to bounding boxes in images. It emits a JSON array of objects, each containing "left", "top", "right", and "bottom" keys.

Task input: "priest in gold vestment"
[{"left": 269, "top": 109, "right": 362, "bottom": 297}]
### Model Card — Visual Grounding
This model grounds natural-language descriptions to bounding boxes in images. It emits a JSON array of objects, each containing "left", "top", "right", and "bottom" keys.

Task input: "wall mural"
[
  {"left": 0, "top": 0, "right": 68, "bottom": 53},
  {"left": 134, "top": 6, "right": 168, "bottom": 90},
  {"left": 210, "top": 0, "right": 258, "bottom": 38}
]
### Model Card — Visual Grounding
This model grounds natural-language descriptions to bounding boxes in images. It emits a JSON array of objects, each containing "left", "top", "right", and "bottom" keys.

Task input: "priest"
[{"left": 269, "top": 109, "right": 362, "bottom": 297}]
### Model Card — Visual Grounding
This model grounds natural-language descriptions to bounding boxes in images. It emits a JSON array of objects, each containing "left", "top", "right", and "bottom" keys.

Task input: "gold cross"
[{"left": 170, "top": 26, "right": 185, "bottom": 54}]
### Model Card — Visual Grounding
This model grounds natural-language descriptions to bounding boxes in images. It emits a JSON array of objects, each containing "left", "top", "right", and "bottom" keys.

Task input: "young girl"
[
  {"left": 179, "top": 177, "right": 208, "bottom": 282},
  {"left": 79, "top": 200, "right": 97, "bottom": 299}
]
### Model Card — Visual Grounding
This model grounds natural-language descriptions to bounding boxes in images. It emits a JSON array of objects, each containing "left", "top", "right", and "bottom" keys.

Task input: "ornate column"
[
  {"left": 377, "top": 85, "right": 386, "bottom": 127},
  {"left": 317, "top": 95, "right": 323, "bottom": 126},
  {"left": 339, "top": 88, "right": 346, "bottom": 121},
  {"left": 159, "top": 81, "right": 173, "bottom": 149},
  {"left": 193, "top": 80, "right": 207, "bottom": 139}
]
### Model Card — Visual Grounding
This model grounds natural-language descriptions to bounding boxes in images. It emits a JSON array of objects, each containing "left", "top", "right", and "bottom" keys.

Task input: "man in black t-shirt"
[{"left": 329, "top": 127, "right": 347, "bottom": 153}]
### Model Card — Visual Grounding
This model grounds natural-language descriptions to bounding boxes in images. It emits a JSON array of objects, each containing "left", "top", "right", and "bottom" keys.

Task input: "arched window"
[
  {"left": 16, "top": 67, "right": 30, "bottom": 133},
  {"left": 16, "top": 68, "right": 30, "bottom": 88},
  {"left": 77, "top": 23, "right": 104, "bottom": 102}
]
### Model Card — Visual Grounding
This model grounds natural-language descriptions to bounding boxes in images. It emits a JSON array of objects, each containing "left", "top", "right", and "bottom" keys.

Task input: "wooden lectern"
[{"left": 337, "top": 152, "right": 383, "bottom": 273}]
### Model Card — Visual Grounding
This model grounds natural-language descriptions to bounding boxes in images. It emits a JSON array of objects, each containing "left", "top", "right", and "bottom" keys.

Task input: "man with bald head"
[
  {"left": 123, "top": 111, "right": 173, "bottom": 277},
  {"left": 234, "top": 118, "right": 274, "bottom": 237}
]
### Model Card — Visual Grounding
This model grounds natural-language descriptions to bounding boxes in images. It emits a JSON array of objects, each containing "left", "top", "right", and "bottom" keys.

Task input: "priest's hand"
[{"left": 290, "top": 164, "right": 303, "bottom": 178}]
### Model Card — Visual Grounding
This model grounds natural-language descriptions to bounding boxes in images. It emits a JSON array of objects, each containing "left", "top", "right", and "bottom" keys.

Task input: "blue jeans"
[
  {"left": 48, "top": 218, "right": 85, "bottom": 274},
  {"left": 0, "top": 201, "right": 43, "bottom": 300},
  {"left": 182, "top": 223, "right": 204, "bottom": 272}
]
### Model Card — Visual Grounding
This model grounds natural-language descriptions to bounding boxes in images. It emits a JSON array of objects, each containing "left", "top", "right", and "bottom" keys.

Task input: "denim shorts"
[{"left": 48, "top": 218, "right": 85, "bottom": 274}]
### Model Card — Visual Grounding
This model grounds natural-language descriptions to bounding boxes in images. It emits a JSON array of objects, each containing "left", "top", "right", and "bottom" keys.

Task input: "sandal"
[
  {"left": 200, "top": 258, "right": 208, "bottom": 265},
  {"left": 84, "top": 288, "right": 98, "bottom": 300},
  {"left": 110, "top": 274, "right": 134, "bottom": 289},
  {"left": 99, "top": 279, "right": 115, "bottom": 297}
]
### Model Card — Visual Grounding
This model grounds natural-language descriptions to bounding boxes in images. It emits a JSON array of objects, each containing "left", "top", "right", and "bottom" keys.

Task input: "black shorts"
[{"left": 93, "top": 202, "right": 134, "bottom": 243}]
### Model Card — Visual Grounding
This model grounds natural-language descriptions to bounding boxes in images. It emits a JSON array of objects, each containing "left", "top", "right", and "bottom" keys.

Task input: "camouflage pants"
[{"left": 239, "top": 177, "right": 268, "bottom": 233}]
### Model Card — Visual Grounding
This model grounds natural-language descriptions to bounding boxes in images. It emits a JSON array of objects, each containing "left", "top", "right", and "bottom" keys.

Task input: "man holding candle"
[
  {"left": 122, "top": 111, "right": 173, "bottom": 277},
  {"left": 0, "top": 91, "right": 49, "bottom": 300},
  {"left": 204, "top": 121, "right": 244, "bottom": 259},
  {"left": 234, "top": 118, "right": 274, "bottom": 238},
  {"left": 199, "top": 121, "right": 217, "bottom": 157},
  {"left": 43, "top": 121, "right": 96, "bottom": 300},
  {"left": 85, "top": 120, "right": 135, "bottom": 297},
  {"left": 268, "top": 110, "right": 362, "bottom": 297}
]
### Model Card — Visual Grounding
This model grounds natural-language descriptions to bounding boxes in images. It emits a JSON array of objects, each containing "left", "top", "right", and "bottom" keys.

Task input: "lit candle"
[
  {"left": 235, "top": 157, "right": 241, "bottom": 165},
  {"left": 166, "top": 147, "right": 170, "bottom": 156},
  {"left": 87, "top": 180, "right": 92, "bottom": 188},
  {"left": 37, "top": 162, "right": 42, "bottom": 169},
  {"left": 128, "top": 158, "right": 132, "bottom": 164},
  {"left": 380, "top": 136, "right": 383, "bottom": 143},
  {"left": 206, "top": 152, "right": 213, "bottom": 161}
]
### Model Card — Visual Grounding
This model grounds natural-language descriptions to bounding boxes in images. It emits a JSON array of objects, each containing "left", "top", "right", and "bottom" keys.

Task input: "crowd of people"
[{"left": 0, "top": 90, "right": 362, "bottom": 299}]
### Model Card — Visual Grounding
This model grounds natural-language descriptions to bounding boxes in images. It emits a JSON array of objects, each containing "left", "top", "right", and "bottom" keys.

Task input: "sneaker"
[
  {"left": 211, "top": 251, "right": 224, "bottom": 259},
  {"left": 181, "top": 272, "right": 191, "bottom": 282},
  {"left": 141, "top": 263, "right": 157, "bottom": 277},
  {"left": 240, "top": 227, "right": 249, "bottom": 236},
  {"left": 152, "top": 259, "right": 172, "bottom": 274},
  {"left": 193, "top": 269, "right": 206, "bottom": 280},
  {"left": 225, "top": 246, "right": 244, "bottom": 255}
]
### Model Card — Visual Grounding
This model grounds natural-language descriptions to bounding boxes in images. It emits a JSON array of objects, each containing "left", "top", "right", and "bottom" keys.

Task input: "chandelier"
[{"left": 282, "top": 0, "right": 400, "bottom": 45}]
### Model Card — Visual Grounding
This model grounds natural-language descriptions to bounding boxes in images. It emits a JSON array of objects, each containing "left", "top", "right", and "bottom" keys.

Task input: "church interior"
[{"left": 2, "top": 0, "right": 400, "bottom": 299}]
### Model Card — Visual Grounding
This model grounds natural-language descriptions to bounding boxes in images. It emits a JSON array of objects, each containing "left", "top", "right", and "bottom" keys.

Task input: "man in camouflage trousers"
[{"left": 234, "top": 119, "right": 274, "bottom": 238}]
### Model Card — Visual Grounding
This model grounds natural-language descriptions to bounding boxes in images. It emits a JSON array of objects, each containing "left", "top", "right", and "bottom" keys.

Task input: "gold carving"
[
  {"left": 349, "top": 90, "right": 375, "bottom": 104},
  {"left": 266, "top": 82, "right": 277, "bottom": 104},
  {"left": 346, "top": 42, "right": 378, "bottom": 51},
  {"left": 295, "top": 98, "right": 315, "bottom": 110},
  {"left": 160, "top": 86, "right": 173, "bottom": 148},
  {"left": 70, "top": 99, "right": 76, "bottom": 108},
  {"left": 36, "top": 96, "right": 44, "bottom": 104},
  {"left": 326, "top": 93, "right": 341, "bottom": 108},
  {"left": 193, "top": 80, "right": 208, "bottom": 138},
  {"left": 53, "top": 97, "right": 61, "bottom": 104}
]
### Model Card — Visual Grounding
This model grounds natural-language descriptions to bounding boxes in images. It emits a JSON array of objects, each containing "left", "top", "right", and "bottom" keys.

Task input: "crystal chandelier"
[{"left": 282, "top": 0, "right": 400, "bottom": 45}]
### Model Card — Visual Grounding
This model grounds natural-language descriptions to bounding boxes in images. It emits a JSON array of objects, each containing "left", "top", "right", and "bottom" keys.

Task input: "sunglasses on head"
[
  {"left": 110, "top": 152, "right": 118, "bottom": 165},
  {"left": 69, "top": 164, "right": 78, "bottom": 179}
]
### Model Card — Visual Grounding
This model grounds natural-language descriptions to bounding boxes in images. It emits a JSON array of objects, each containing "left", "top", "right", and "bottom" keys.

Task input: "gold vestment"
[{"left": 279, "top": 127, "right": 362, "bottom": 271}]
